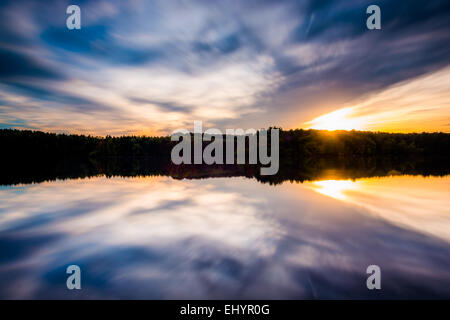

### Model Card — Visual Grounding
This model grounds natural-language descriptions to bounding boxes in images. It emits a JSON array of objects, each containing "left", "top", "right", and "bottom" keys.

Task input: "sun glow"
[
  {"left": 303, "top": 67, "right": 450, "bottom": 133},
  {"left": 305, "top": 108, "right": 365, "bottom": 131},
  {"left": 302, "top": 176, "right": 450, "bottom": 242},
  {"left": 310, "top": 179, "right": 360, "bottom": 200}
]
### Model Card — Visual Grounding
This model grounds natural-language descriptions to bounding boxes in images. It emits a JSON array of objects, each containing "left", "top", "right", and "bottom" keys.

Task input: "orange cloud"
[{"left": 305, "top": 67, "right": 450, "bottom": 133}]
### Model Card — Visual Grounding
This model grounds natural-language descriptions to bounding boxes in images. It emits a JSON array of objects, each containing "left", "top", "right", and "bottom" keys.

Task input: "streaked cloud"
[
  {"left": 0, "top": 0, "right": 449, "bottom": 134},
  {"left": 306, "top": 66, "right": 450, "bottom": 132}
]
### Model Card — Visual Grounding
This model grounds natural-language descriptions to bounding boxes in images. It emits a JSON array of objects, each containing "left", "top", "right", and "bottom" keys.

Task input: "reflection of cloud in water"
[
  {"left": 0, "top": 176, "right": 449, "bottom": 299},
  {"left": 304, "top": 176, "right": 450, "bottom": 243}
]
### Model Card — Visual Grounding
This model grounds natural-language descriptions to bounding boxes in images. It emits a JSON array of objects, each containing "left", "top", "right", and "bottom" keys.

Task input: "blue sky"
[{"left": 0, "top": 0, "right": 450, "bottom": 135}]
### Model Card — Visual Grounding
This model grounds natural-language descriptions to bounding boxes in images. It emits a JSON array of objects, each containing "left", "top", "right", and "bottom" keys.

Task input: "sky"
[{"left": 0, "top": 0, "right": 449, "bottom": 136}]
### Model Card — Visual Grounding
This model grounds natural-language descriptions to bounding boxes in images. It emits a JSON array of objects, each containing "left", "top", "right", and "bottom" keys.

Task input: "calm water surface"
[{"left": 0, "top": 174, "right": 449, "bottom": 299}]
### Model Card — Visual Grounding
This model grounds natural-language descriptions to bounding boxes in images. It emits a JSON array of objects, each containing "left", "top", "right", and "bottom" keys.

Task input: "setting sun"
[{"left": 305, "top": 108, "right": 365, "bottom": 131}]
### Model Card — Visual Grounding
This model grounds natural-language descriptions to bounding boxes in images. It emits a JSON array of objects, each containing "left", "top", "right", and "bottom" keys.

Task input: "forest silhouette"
[{"left": 1, "top": 128, "right": 449, "bottom": 185}]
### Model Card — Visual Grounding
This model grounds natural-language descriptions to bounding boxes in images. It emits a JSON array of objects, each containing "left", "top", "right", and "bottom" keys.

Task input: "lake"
[{"left": 0, "top": 170, "right": 449, "bottom": 299}]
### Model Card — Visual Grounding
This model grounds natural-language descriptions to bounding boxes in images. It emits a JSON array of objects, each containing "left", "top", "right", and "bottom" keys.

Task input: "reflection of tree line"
[
  {"left": 1, "top": 155, "right": 449, "bottom": 186},
  {"left": 0, "top": 128, "right": 449, "bottom": 185}
]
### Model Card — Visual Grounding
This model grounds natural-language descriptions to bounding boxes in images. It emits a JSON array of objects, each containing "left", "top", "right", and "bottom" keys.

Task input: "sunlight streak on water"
[
  {"left": 304, "top": 175, "right": 450, "bottom": 242},
  {"left": 309, "top": 179, "right": 360, "bottom": 200}
]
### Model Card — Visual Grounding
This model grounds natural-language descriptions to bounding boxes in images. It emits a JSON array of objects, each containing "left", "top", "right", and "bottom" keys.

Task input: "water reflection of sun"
[
  {"left": 303, "top": 176, "right": 450, "bottom": 242},
  {"left": 311, "top": 180, "right": 360, "bottom": 200}
]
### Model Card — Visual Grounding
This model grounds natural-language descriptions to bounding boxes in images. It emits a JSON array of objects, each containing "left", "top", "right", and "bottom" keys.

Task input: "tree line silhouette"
[
  {"left": 0, "top": 128, "right": 449, "bottom": 185},
  {"left": 1, "top": 128, "right": 449, "bottom": 159}
]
